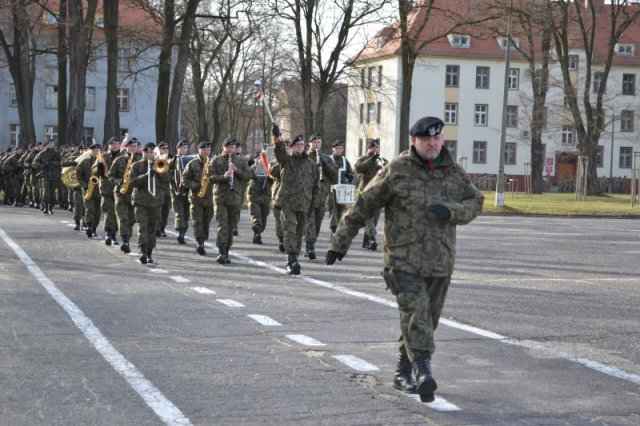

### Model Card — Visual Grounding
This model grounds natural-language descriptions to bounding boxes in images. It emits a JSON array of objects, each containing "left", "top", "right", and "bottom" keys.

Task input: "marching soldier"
[
  {"left": 76, "top": 141, "right": 102, "bottom": 237},
  {"left": 327, "top": 139, "right": 355, "bottom": 235},
  {"left": 28, "top": 141, "right": 44, "bottom": 210},
  {"left": 2, "top": 147, "right": 23, "bottom": 207},
  {"left": 33, "top": 139, "right": 61, "bottom": 215},
  {"left": 232, "top": 140, "right": 249, "bottom": 237},
  {"left": 269, "top": 152, "right": 284, "bottom": 252},
  {"left": 169, "top": 139, "right": 192, "bottom": 244},
  {"left": 247, "top": 152, "right": 273, "bottom": 244},
  {"left": 94, "top": 137, "right": 122, "bottom": 245},
  {"left": 354, "top": 138, "right": 386, "bottom": 250},
  {"left": 209, "top": 138, "right": 252, "bottom": 264},
  {"left": 61, "top": 143, "right": 85, "bottom": 230},
  {"left": 155, "top": 141, "right": 172, "bottom": 237},
  {"left": 304, "top": 133, "right": 338, "bottom": 260},
  {"left": 18, "top": 144, "right": 34, "bottom": 207},
  {"left": 108, "top": 138, "right": 141, "bottom": 254},
  {"left": 181, "top": 141, "right": 213, "bottom": 256},
  {"left": 130, "top": 142, "right": 169, "bottom": 264}
]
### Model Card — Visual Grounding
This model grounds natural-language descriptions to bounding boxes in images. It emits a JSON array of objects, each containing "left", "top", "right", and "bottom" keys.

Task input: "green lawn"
[{"left": 481, "top": 191, "right": 640, "bottom": 217}]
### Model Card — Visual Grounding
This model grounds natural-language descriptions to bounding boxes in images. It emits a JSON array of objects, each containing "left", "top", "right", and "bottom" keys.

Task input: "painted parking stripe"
[
  {"left": 217, "top": 299, "right": 245, "bottom": 308},
  {"left": 0, "top": 227, "right": 192, "bottom": 425},
  {"left": 191, "top": 287, "right": 216, "bottom": 295},
  {"left": 247, "top": 314, "right": 281, "bottom": 326},
  {"left": 286, "top": 334, "right": 326, "bottom": 346},
  {"left": 332, "top": 355, "right": 379, "bottom": 372},
  {"left": 170, "top": 276, "right": 191, "bottom": 283}
]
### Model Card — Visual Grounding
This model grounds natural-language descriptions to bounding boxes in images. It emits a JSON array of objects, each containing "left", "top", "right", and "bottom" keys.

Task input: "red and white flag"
[{"left": 255, "top": 90, "right": 263, "bottom": 101}]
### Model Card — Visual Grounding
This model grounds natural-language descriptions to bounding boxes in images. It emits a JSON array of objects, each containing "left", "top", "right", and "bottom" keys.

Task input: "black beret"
[
  {"left": 28, "top": 143, "right": 35, "bottom": 148},
  {"left": 332, "top": 139, "right": 344, "bottom": 148},
  {"left": 176, "top": 139, "right": 189, "bottom": 148},
  {"left": 409, "top": 116, "right": 444, "bottom": 137},
  {"left": 158, "top": 141, "right": 169, "bottom": 148},
  {"left": 291, "top": 134, "right": 305, "bottom": 145},
  {"left": 78, "top": 143, "right": 86, "bottom": 149},
  {"left": 198, "top": 140, "right": 211, "bottom": 149},
  {"left": 367, "top": 138, "right": 380, "bottom": 148},
  {"left": 309, "top": 132, "right": 321, "bottom": 142},
  {"left": 35, "top": 141, "right": 43, "bottom": 146},
  {"left": 89, "top": 142, "right": 102, "bottom": 149},
  {"left": 108, "top": 137, "right": 120, "bottom": 145},
  {"left": 223, "top": 138, "right": 237, "bottom": 147},
  {"left": 70, "top": 143, "right": 78, "bottom": 148},
  {"left": 234, "top": 140, "right": 242, "bottom": 147},
  {"left": 143, "top": 142, "right": 156, "bottom": 151}
]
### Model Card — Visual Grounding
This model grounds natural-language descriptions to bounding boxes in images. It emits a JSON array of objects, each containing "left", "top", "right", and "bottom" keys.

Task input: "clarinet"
[
  {"left": 228, "top": 153, "right": 235, "bottom": 192},
  {"left": 317, "top": 148, "right": 324, "bottom": 182}
]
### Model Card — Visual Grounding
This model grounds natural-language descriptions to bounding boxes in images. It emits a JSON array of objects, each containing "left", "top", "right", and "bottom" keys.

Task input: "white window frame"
[
  {"left": 561, "top": 126, "right": 574, "bottom": 144},
  {"left": 447, "top": 34, "right": 470, "bottom": 49},
  {"left": 474, "top": 104, "right": 488, "bottom": 126},
  {"left": 117, "top": 47, "right": 130, "bottom": 72},
  {"left": 445, "top": 65, "right": 459, "bottom": 87},
  {"left": 10, "top": 124, "right": 20, "bottom": 147},
  {"left": 45, "top": 85, "right": 58, "bottom": 109},
  {"left": 85, "top": 87, "right": 96, "bottom": 111},
  {"left": 505, "top": 142, "right": 517, "bottom": 165},
  {"left": 9, "top": 84, "right": 17, "bottom": 107},
  {"left": 444, "top": 103, "right": 458, "bottom": 125},
  {"left": 117, "top": 88, "right": 130, "bottom": 112},
  {"left": 615, "top": 43, "right": 635, "bottom": 56},
  {"left": 619, "top": 146, "right": 632, "bottom": 168},
  {"left": 472, "top": 141, "right": 487, "bottom": 164},
  {"left": 620, "top": 110, "right": 634, "bottom": 132},
  {"left": 444, "top": 140, "right": 457, "bottom": 160},
  {"left": 568, "top": 55, "right": 579, "bottom": 70},
  {"left": 44, "top": 125, "right": 58, "bottom": 142},
  {"left": 476, "top": 66, "right": 490, "bottom": 89},
  {"left": 506, "top": 105, "right": 518, "bottom": 128},
  {"left": 508, "top": 68, "right": 519, "bottom": 90}
]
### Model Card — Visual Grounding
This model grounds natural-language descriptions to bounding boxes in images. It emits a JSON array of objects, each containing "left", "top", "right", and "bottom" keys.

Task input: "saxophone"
[
  {"left": 84, "top": 176, "right": 99, "bottom": 200},
  {"left": 196, "top": 156, "right": 210, "bottom": 198},
  {"left": 119, "top": 153, "right": 135, "bottom": 195}
]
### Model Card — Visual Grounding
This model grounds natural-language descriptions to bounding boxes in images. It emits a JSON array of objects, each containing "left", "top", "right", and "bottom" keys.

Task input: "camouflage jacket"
[
  {"left": 247, "top": 162, "right": 273, "bottom": 204},
  {"left": 354, "top": 151, "right": 385, "bottom": 192},
  {"left": 108, "top": 152, "right": 141, "bottom": 198},
  {"left": 182, "top": 155, "right": 213, "bottom": 205},
  {"left": 75, "top": 154, "right": 97, "bottom": 189},
  {"left": 330, "top": 146, "right": 484, "bottom": 277},
  {"left": 130, "top": 158, "right": 169, "bottom": 208},
  {"left": 3, "top": 152, "right": 23, "bottom": 178},
  {"left": 33, "top": 148, "right": 61, "bottom": 180},
  {"left": 93, "top": 149, "right": 122, "bottom": 197},
  {"left": 269, "top": 160, "right": 281, "bottom": 202},
  {"left": 273, "top": 139, "right": 318, "bottom": 212},
  {"left": 208, "top": 152, "right": 252, "bottom": 206},
  {"left": 307, "top": 149, "right": 338, "bottom": 208}
]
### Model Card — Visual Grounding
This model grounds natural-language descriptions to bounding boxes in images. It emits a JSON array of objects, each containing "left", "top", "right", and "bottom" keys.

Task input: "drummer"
[{"left": 327, "top": 139, "right": 355, "bottom": 236}]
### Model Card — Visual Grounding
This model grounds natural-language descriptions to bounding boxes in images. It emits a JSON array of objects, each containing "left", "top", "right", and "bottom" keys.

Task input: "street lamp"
[{"left": 496, "top": 0, "right": 514, "bottom": 207}]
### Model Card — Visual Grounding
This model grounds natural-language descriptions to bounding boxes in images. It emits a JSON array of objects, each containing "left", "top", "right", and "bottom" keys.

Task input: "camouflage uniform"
[
  {"left": 2, "top": 150, "right": 23, "bottom": 206},
  {"left": 182, "top": 155, "right": 213, "bottom": 246},
  {"left": 269, "top": 160, "right": 284, "bottom": 251},
  {"left": 76, "top": 153, "right": 101, "bottom": 235},
  {"left": 354, "top": 150, "right": 386, "bottom": 247},
  {"left": 94, "top": 149, "right": 122, "bottom": 243},
  {"left": 327, "top": 153, "right": 355, "bottom": 233},
  {"left": 33, "top": 146, "right": 61, "bottom": 214},
  {"left": 330, "top": 145, "right": 484, "bottom": 361},
  {"left": 108, "top": 151, "right": 140, "bottom": 252},
  {"left": 304, "top": 149, "right": 338, "bottom": 258},
  {"left": 27, "top": 145, "right": 44, "bottom": 208},
  {"left": 247, "top": 159, "right": 274, "bottom": 243},
  {"left": 169, "top": 154, "right": 192, "bottom": 240},
  {"left": 61, "top": 151, "right": 85, "bottom": 228},
  {"left": 18, "top": 149, "right": 32, "bottom": 205}
]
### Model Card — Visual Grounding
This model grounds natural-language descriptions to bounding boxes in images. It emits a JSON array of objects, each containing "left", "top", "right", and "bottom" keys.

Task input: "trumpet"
[
  {"left": 147, "top": 158, "right": 168, "bottom": 196},
  {"left": 84, "top": 175, "right": 99, "bottom": 200}
]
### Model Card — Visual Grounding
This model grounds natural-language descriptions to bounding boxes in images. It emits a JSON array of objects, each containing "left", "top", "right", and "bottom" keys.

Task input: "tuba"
[
  {"left": 62, "top": 150, "right": 92, "bottom": 189},
  {"left": 119, "top": 153, "right": 135, "bottom": 195},
  {"left": 196, "top": 156, "right": 210, "bottom": 198}
]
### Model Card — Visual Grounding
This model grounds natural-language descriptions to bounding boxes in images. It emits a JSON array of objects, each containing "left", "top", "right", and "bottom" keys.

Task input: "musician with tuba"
[
  {"left": 354, "top": 137, "right": 387, "bottom": 250},
  {"left": 108, "top": 137, "right": 141, "bottom": 254},
  {"left": 128, "top": 142, "right": 169, "bottom": 264},
  {"left": 93, "top": 137, "right": 123, "bottom": 246},
  {"left": 209, "top": 138, "right": 252, "bottom": 264},
  {"left": 168, "top": 139, "right": 193, "bottom": 244},
  {"left": 76, "top": 141, "right": 103, "bottom": 238},
  {"left": 181, "top": 140, "right": 213, "bottom": 256},
  {"left": 61, "top": 143, "right": 86, "bottom": 230},
  {"left": 33, "top": 139, "right": 62, "bottom": 215}
]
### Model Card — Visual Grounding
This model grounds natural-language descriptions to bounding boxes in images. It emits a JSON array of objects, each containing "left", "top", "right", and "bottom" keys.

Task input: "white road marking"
[
  {"left": 148, "top": 268, "right": 169, "bottom": 274},
  {"left": 409, "top": 394, "right": 461, "bottom": 412},
  {"left": 191, "top": 287, "right": 216, "bottom": 295},
  {"left": 216, "top": 299, "right": 245, "bottom": 308},
  {"left": 332, "top": 355, "right": 379, "bottom": 372},
  {"left": 0, "top": 227, "right": 191, "bottom": 426},
  {"left": 170, "top": 276, "right": 191, "bottom": 283},
  {"left": 286, "top": 334, "right": 326, "bottom": 346},
  {"left": 247, "top": 314, "right": 281, "bottom": 326}
]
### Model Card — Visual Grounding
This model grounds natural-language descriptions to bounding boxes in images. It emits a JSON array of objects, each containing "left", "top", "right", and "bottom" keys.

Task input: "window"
[
  {"left": 10, "top": 124, "right": 20, "bottom": 147},
  {"left": 42, "top": 11, "right": 58, "bottom": 25},
  {"left": 593, "top": 71, "right": 605, "bottom": 93},
  {"left": 505, "top": 142, "right": 517, "bottom": 165},
  {"left": 476, "top": 66, "right": 490, "bottom": 89},
  {"left": 508, "top": 68, "right": 519, "bottom": 90},
  {"left": 596, "top": 145, "right": 604, "bottom": 168},
  {"left": 474, "top": 104, "right": 488, "bottom": 126},
  {"left": 360, "top": 68, "right": 365, "bottom": 88},
  {"left": 95, "top": 13, "right": 105, "bottom": 28},
  {"left": 87, "top": 48, "right": 97, "bottom": 72},
  {"left": 561, "top": 126, "right": 574, "bottom": 144},
  {"left": 444, "top": 103, "right": 458, "bottom": 125},
  {"left": 568, "top": 55, "right": 579, "bottom": 70},
  {"left": 366, "top": 102, "right": 376, "bottom": 123},
  {"left": 117, "top": 88, "right": 130, "bottom": 112},
  {"left": 44, "top": 125, "right": 58, "bottom": 142},
  {"left": 359, "top": 103, "right": 364, "bottom": 124},
  {"left": 444, "top": 140, "right": 457, "bottom": 160},
  {"left": 616, "top": 43, "right": 635, "bottom": 56},
  {"left": 447, "top": 34, "right": 470, "bottom": 48},
  {"left": 9, "top": 84, "right": 17, "bottom": 107},
  {"left": 367, "top": 67, "right": 376, "bottom": 88},
  {"left": 445, "top": 65, "right": 459, "bottom": 87},
  {"left": 622, "top": 74, "right": 635, "bottom": 95},
  {"left": 506, "top": 105, "right": 518, "bottom": 128},
  {"left": 377, "top": 66, "right": 383, "bottom": 86},
  {"left": 472, "top": 141, "right": 487, "bottom": 163},
  {"left": 85, "top": 87, "right": 96, "bottom": 110},
  {"left": 619, "top": 146, "right": 633, "bottom": 168},
  {"left": 83, "top": 128, "right": 94, "bottom": 140},
  {"left": 45, "top": 85, "right": 58, "bottom": 109},
  {"left": 621, "top": 110, "right": 634, "bottom": 132},
  {"left": 497, "top": 36, "right": 519, "bottom": 50},
  {"left": 377, "top": 102, "right": 381, "bottom": 124},
  {"left": 117, "top": 48, "right": 130, "bottom": 72}
]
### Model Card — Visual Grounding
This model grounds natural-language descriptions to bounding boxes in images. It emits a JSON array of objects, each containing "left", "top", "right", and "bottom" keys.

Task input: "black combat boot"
[
  {"left": 367, "top": 236, "right": 378, "bottom": 251},
  {"left": 28, "top": 201, "right": 34, "bottom": 208},
  {"left": 177, "top": 229, "right": 186, "bottom": 245},
  {"left": 68, "top": 205, "right": 73, "bottom": 212},
  {"left": 139, "top": 246, "right": 148, "bottom": 264},
  {"left": 196, "top": 238, "right": 206, "bottom": 255},
  {"left": 393, "top": 349, "right": 417, "bottom": 394},
  {"left": 224, "top": 247, "right": 231, "bottom": 264},
  {"left": 216, "top": 245, "right": 227, "bottom": 264},
  {"left": 286, "top": 253, "right": 301, "bottom": 275},
  {"left": 233, "top": 225, "right": 238, "bottom": 236},
  {"left": 74, "top": 220, "right": 80, "bottom": 231},
  {"left": 111, "top": 231, "right": 119, "bottom": 246},
  {"left": 86, "top": 223, "right": 94, "bottom": 238},
  {"left": 121, "top": 235, "right": 131, "bottom": 254},
  {"left": 105, "top": 233, "right": 112, "bottom": 246},
  {"left": 304, "top": 242, "right": 316, "bottom": 260},
  {"left": 42, "top": 203, "right": 49, "bottom": 214},
  {"left": 34, "top": 203, "right": 41, "bottom": 210},
  {"left": 330, "top": 226, "right": 337, "bottom": 236},
  {"left": 48, "top": 204, "right": 54, "bottom": 214},
  {"left": 155, "top": 228, "right": 162, "bottom": 237},
  {"left": 362, "top": 234, "right": 369, "bottom": 248},
  {"left": 252, "top": 227, "right": 262, "bottom": 244},
  {"left": 160, "top": 228, "right": 167, "bottom": 237},
  {"left": 412, "top": 356, "right": 437, "bottom": 403},
  {"left": 147, "top": 248, "right": 154, "bottom": 264},
  {"left": 92, "top": 226, "right": 97, "bottom": 237},
  {"left": 278, "top": 237, "right": 285, "bottom": 253}
]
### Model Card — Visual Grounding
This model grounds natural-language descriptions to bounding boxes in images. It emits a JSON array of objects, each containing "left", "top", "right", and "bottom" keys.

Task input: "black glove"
[
  {"left": 325, "top": 250, "right": 344, "bottom": 265},
  {"left": 272, "top": 124, "right": 281, "bottom": 137},
  {"left": 371, "top": 153, "right": 379, "bottom": 160},
  {"left": 318, "top": 156, "right": 326, "bottom": 166},
  {"left": 428, "top": 204, "right": 451, "bottom": 221}
]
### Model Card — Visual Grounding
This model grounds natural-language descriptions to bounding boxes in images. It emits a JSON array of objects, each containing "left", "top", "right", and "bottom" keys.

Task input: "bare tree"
[
  {"left": 103, "top": 0, "right": 119, "bottom": 143},
  {"left": 57, "top": 0, "right": 68, "bottom": 146}
]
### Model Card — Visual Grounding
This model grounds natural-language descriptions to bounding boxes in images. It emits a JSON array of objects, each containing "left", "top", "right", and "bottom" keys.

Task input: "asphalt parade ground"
[{"left": 1, "top": 205, "right": 639, "bottom": 425}]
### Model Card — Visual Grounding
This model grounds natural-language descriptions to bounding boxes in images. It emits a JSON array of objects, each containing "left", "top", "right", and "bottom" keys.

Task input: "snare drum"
[{"left": 333, "top": 184, "right": 356, "bottom": 205}]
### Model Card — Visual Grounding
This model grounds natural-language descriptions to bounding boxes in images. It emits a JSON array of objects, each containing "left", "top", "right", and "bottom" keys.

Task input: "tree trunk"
[
  {"left": 103, "top": 0, "right": 119, "bottom": 143},
  {"left": 397, "top": 0, "right": 415, "bottom": 153},
  {"left": 57, "top": 0, "right": 68, "bottom": 147},
  {"left": 156, "top": 0, "right": 175, "bottom": 144},
  {"left": 190, "top": 55, "right": 209, "bottom": 143}
]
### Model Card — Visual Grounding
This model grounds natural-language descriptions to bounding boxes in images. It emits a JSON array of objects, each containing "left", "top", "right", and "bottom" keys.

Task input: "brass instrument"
[
  {"left": 119, "top": 153, "right": 135, "bottom": 195},
  {"left": 228, "top": 153, "right": 235, "bottom": 192},
  {"left": 152, "top": 158, "right": 169, "bottom": 174},
  {"left": 196, "top": 156, "right": 210, "bottom": 198},
  {"left": 62, "top": 150, "right": 92, "bottom": 189},
  {"left": 96, "top": 150, "right": 109, "bottom": 175},
  {"left": 84, "top": 175, "right": 99, "bottom": 200}
]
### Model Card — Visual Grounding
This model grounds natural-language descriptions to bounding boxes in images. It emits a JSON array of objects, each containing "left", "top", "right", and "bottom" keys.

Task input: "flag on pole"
[{"left": 256, "top": 90, "right": 263, "bottom": 101}]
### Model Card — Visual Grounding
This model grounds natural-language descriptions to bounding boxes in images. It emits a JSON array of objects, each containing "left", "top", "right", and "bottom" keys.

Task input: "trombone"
[{"left": 148, "top": 157, "right": 168, "bottom": 196}]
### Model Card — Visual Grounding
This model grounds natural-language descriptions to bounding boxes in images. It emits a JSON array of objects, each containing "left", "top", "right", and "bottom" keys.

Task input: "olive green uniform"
[
  {"left": 130, "top": 158, "right": 169, "bottom": 251},
  {"left": 304, "top": 150, "right": 338, "bottom": 245},
  {"left": 94, "top": 150, "right": 122, "bottom": 236},
  {"left": 354, "top": 151, "right": 385, "bottom": 241},
  {"left": 247, "top": 161, "right": 273, "bottom": 235},
  {"left": 181, "top": 155, "right": 213, "bottom": 241},
  {"left": 33, "top": 147, "right": 61, "bottom": 212},
  {"left": 169, "top": 155, "right": 192, "bottom": 233},
  {"left": 108, "top": 152, "right": 140, "bottom": 240}
]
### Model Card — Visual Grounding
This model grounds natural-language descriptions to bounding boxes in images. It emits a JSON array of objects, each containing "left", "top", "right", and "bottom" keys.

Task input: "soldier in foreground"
[{"left": 326, "top": 116, "right": 484, "bottom": 403}]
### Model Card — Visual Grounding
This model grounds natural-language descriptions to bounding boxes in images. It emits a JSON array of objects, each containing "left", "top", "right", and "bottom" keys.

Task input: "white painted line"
[
  {"left": 191, "top": 287, "right": 216, "bottom": 295},
  {"left": 148, "top": 268, "right": 169, "bottom": 274},
  {"left": 409, "top": 394, "right": 461, "bottom": 412},
  {"left": 332, "top": 355, "right": 379, "bottom": 372},
  {"left": 60, "top": 220, "right": 70, "bottom": 223},
  {"left": 0, "top": 227, "right": 191, "bottom": 426},
  {"left": 286, "top": 334, "right": 326, "bottom": 346},
  {"left": 247, "top": 314, "right": 281, "bottom": 326},
  {"left": 66, "top": 224, "right": 76, "bottom": 227},
  {"left": 170, "top": 276, "right": 191, "bottom": 283},
  {"left": 216, "top": 299, "right": 245, "bottom": 308}
]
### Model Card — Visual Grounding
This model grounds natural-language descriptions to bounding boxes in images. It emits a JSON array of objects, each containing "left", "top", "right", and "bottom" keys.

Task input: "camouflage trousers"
[
  {"left": 83, "top": 192, "right": 101, "bottom": 228},
  {"left": 41, "top": 178, "right": 58, "bottom": 205},
  {"left": 71, "top": 188, "right": 84, "bottom": 223},
  {"left": 382, "top": 269, "right": 451, "bottom": 362},
  {"left": 134, "top": 204, "right": 159, "bottom": 249},
  {"left": 281, "top": 208, "right": 307, "bottom": 255},
  {"left": 215, "top": 200, "right": 241, "bottom": 247},
  {"left": 157, "top": 191, "right": 171, "bottom": 231},
  {"left": 101, "top": 195, "right": 118, "bottom": 232},
  {"left": 273, "top": 205, "right": 283, "bottom": 239},
  {"left": 171, "top": 193, "right": 190, "bottom": 231},
  {"left": 191, "top": 202, "right": 213, "bottom": 240},
  {"left": 305, "top": 203, "right": 326, "bottom": 244},
  {"left": 364, "top": 208, "right": 381, "bottom": 239},
  {"left": 115, "top": 195, "right": 135, "bottom": 237},
  {"left": 327, "top": 192, "right": 347, "bottom": 232},
  {"left": 31, "top": 176, "right": 41, "bottom": 204},
  {"left": 58, "top": 181, "right": 67, "bottom": 205},
  {"left": 248, "top": 199, "right": 270, "bottom": 233}
]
